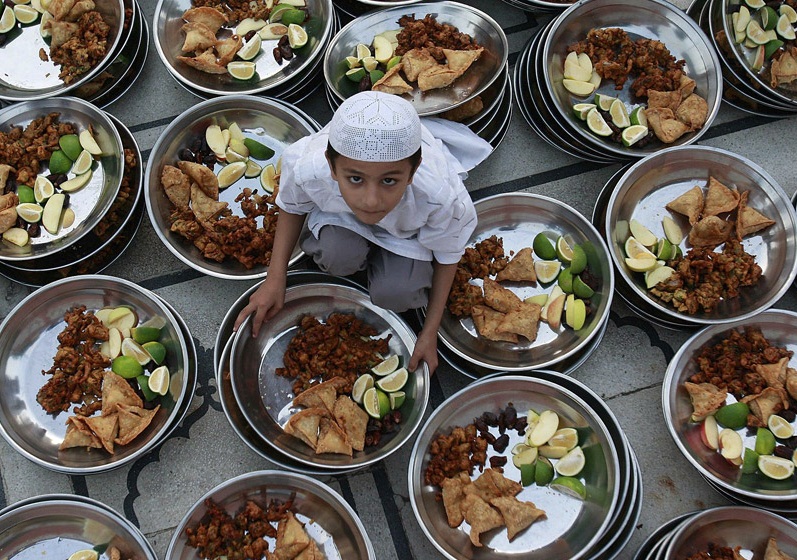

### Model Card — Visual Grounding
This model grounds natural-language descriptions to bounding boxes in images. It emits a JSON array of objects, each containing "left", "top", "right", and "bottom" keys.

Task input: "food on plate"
[
  {"left": 184, "top": 494, "right": 327, "bottom": 560},
  {"left": 36, "top": 305, "right": 171, "bottom": 454},
  {"left": 684, "top": 326, "right": 797, "bottom": 480},
  {"left": 565, "top": 28, "right": 708, "bottom": 146},
  {"left": 765, "top": 537, "right": 795, "bottom": 560},
  {"left": 160, "top": 121, "right": 280, "bottom": 268},
  {"left": 685, "top": 542, "right": 746, "bottom": 560},
  {"left": 447, "top": 235, "right": 600, "bottom": 341},
  {"left": 69, "top": 546, "right": 129, "bottom": 560},
  {"left": 177, "top": 1, "right": 310, "bottom": 78}
]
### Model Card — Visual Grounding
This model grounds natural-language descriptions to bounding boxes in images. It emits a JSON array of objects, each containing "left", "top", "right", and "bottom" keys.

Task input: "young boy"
[{"left": 234, "top": 91, "right": 489, "bottom": 373}]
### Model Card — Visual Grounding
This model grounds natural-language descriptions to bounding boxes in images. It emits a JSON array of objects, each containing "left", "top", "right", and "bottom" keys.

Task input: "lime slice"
[
  {"left": 2, "top": 227, "right": 28, "bottom": 246},
  {"left": 16, "top": 184, "right": 34, "bottom": 204},
  {"left": 386, "top": 55, "right": 402, "bottom": 70},
  {"left": 245, "top": 159, "right": 262, "bottom": 178},
  {"left": 148, "top": 365, "right": 170, "bottom": 396},
  {"left": 345, "top": 56, "right": 360, "bottom": 69},
  {"left": 520, "top": 462, "right": 536, "bottom": 486},
  {"left": 372, "top": 354, "right": 400, "bottom": 376},
  {"left": 735, "top": 5, "right": 751, "bottom": 33},
  {"left": 31, "top": 0, "right": 45, "bottom": 13},
  {"left": 765, "top": 39, "right": 785, "bottom": 59},
  {"left": 656, "top": 238, "right": 674, "bottom": 260},
  {"left": 217, "top": 161, "right": 247, "bottom": 189},
  {"left": 629, "top": 106, "right": 647, "bottom": 127},
  {"left": 111, "top": 355, "right": 144, "bottom": 379},
  {"left": 58, "top": 133, "right": 82, "bottom": 161},
  {"left": 557, "top": 267, "right": 573, "bottom": 293},
  {"left": 555, "top": 236, "right": 575, "bottom": 263},
  {"left": 572, "top": 102, "right": 595, "bottom": 120},
  {"left": 376, "top": 367, "right": 408, "bottom": 392},
  {"left": 548, "top": 427, "right": 578, "bottom": 450},
  {"left": 535, "top": 456, "right": 555, "bottom": 485},
  {"left": 569, "top": 244, "right": 587, "bottom": 274},
  {"left": 71, "top": 149, "right": 93, "bottom": 175},
  {"left": 16, "top": 202, "right": 43, "bottom": 223},
  {"left": 228, "top": 61, "right": 256, "bottom": 80},
  {"left": 136, "top": 374, "right": 158, "bottom": 402},
  {"left": 260, "top": 163, "right": 278, "bottom": 193},
  {"left": 355, "top": 43, "right": 371, "bottom": 60},
  {"left": 533, "top": 232, "right": 556, "bottom": 260},
  {"left": 121, "top": 337, "right": 151, "bottom": 366},
  {"left": 609, "top": 98, "right": 630, "bottom": 128},
  {"left": 363, "top": 387, "right": 390, "bottom": 419},
  {"left": 389, "top": 391, "right": 405, "bottom": 410},
  {"left": 268, "top": 3, "right": 293, "bottom": 22},
  {"left": 762, "top": 6, "right": 779, "bottom": 30},
  {"left": 132, "top": 325, "right": 161, "bottom": 344},
  {"left": 361, "top": 56, "right": 378, "bottom": 72},
  {"left": 281, "top": 8, "right": 305, "bottom": 26},
  {"left": 68, "top": 550, "right": 98, "bottom": 560},
  {"left": 142, "top": 341, "right": 166, "bottom": 365},
  {"left": 534, "top": 260, "right": 560, "bottom": 283},
  {"left": 755, "top": 427, "right": 776, "bottom": 455},
  {"left": 781, "top": 4, "right": 797, "bottom": 24},
  {"left": 0, "top": 6, "right": 14, "bottom": 33},
  {"left": 572, "top": 276, "right": 594, "bottom": 299},
  {"left": 758, "top": 454, "right": 795, "bottom": 480},
  {"left": 13, "top": 3, "right": 36, "bottom": 24},
  {"left": 550, "top": 476, "right": 587, "bottom": 500},
  {"left": 369, "top": 69, "right": 385, "bottom": 83},
  {"left": 237, "top": 33, "right": 262, "bottom": 60},
  {"left": 621, "top": 125, "right": 648, "bottom": 147},
  {"left": 79, "top": 129, "right": 103, "bottom": 156},
  {"left": 593, "top": 93, "right": 616, "bottom": 111},
  {"left": 287, "top": 23, "right": 307, "bottom": 48},
  {"left": 512, "top": 446, "right": 538, "bottom": 468},
  {"left": 512, "top": 443, "right": 532, "bottom": 455},
  {"left": 555, "top": 446, "right": 586, "bottom": 476},
  {"left": 768, "top": 415, "right": 794, "bottom": 439},
  {"left": 745, "top": 0, "right": 765, "bottom": 8},
  {"left": 586, "top": 108, "right": 612, "bottom": 137},
  {"left": 741, "top": 447, "right": 759, "bottom": 474},
  {"left": 346, "top": 67, "right": 366, "bottom": 82},
  {"left": 625, "top": 257, "right": 658, "bottom": 272},
  {"left": 33, "top": 175, "right": 53, "bottom": 203},
  {"left": 715, "top": 401, "right": 749, "bottom": 429},
  {"left": 225, "top": 146, "right": 247, "bottom": 163},
  {"left": 776, "top": 13, "right": 796, "bottom": 40},
  {"left": 48, "top": 149, "right": 72, "bottom": 175},
  {"left": 625, "top": 236, "right": 656, "bottom": 260},
  {"left": 352, "top": 373, "right": 374, "bottom": 404},
  {"left": 243, "top": 138, "right": 275, "bottom": 160},
  {"left": 747, "top": 20, "right": 770, "bottom": 44}
]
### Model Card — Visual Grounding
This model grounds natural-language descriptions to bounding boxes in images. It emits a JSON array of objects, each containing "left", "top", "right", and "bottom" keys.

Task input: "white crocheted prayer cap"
[{"left": 328, "top": 91, "right": 422, "bottom": 162}]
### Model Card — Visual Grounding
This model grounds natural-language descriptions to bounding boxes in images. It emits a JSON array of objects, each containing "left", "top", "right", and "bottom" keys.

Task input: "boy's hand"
[
  {"left": 233, "top": 277, "right": 286, "bottom": 338},
  {"left": 408, "top": 328, "right": 439, "bottom": 375}
]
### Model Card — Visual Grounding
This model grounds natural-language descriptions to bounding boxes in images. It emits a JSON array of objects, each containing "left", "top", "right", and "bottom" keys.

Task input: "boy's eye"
[
  {"left": 347, "top": 176, "right": 363, "bottom": 184},
  {"left": 382, "top": 178, "right": 398, "bottom": 186}
]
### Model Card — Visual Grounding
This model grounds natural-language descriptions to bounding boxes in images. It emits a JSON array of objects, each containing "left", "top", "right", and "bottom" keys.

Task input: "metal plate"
[
  {"left": 323, "top": 1, "right": 508, "bottom": 116},
  {"left": 153, "top": 0, "right": 333, "bottom": 96},
  {"left": 632, "top": 511, "right": 695, "bottom": 560},
  {"left": 605, "top": 145, "right": 797, "bottom": 325},
  {"left": 0, "top": 275, "right": 190, "bottom": 474},
  {"left": 167, "top": 471, "right": 375, "bottom": 559},
  {"left": 0, "top": 0, "right": 125, "bottom": 101},
  {"left": 542, "top": 0, "right": 723, "bottom": 159},
  {"left": 231, "top": 282, "right": 429, "bottom": 469},
  {"left": 0, "top": 98, "right": 124, "bottom": 261},
  {"left": 435, "top": 193, "right": 614, "bottom": 371},
  {"left": 662, "top": 309, "right": 797, "bottom": 501},
  {"left": 664, "top": 506, "right": 797, "bottom": 558},
  {"left": 145, "top": 95, "right": 316, "bottom": 279},
  {"left": 0, "top": 496, "right": 156, "bottom": 560},
  {"left": 408, "top": 375, "right": 621, "bottom": 560}
]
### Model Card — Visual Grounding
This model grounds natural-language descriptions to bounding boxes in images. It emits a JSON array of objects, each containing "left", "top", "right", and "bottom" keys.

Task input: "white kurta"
[{"left": 275, "top": 119, "right": 489, "bottom": 265}]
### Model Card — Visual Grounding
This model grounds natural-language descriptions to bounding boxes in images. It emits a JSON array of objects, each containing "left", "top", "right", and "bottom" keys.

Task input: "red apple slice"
[
  {"left": 701, "top": 415, "right": 719, "bottom": 450},
  {"left": 719, "top": 428, "right": 744, "bottom": 465}
]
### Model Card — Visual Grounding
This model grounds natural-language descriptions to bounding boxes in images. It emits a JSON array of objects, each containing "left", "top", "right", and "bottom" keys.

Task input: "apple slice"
[
  {"left": 629, "top": 219, "right": 657, "bottom": 247},
  {"left": 564, "top": 52, "right": 592, "bottom": 82},
  {"left": 100, "top": 327, "right": 122, "bottom": 359},
  {"left": 94, "top": 307, "right": 114, "bottom": 326},
  {"left": 527, "top": 410, "right": 560, "bottom": 447},
  {"left": 719, "top": 428, "right": 744, "bottom": 465},
  {"left": 546, "top": 294, "right": 566, "bottom": 329},
  {"left": 701, "top": 415, "right": 719, "bottom": 450},
  {"left": 540, "top": 285, "right": 565, "bottom": 319},
  {"left": 108, "top": 306, "right": 138, "bottom": 331}
]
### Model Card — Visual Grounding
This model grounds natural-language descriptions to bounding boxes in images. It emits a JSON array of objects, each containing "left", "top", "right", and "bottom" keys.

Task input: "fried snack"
[
  {"left": 181, "top": 21, "right": 216, "bottom": 52},
  {"left": 684, "top": 381, "right": 727, "bottom": 421},
  {"left": 440, "top": 96, "right": 484, "bottom": 123},
  {"left": 274, "top": 512, "right": 311, "bottom": 560},
  {"left": 177, "top": 160, "right": 219, "bottom": 199},
  {"left": 495, "top": 247, "right": 536, "bottom": 283},
  {"left": 742, "top": 386, "right": 788, "bottom": 427},
  {"left": 115, "top": 403, "right": 159, "bottom": 445},
  {"left": 645, "top": 107, "right": 689, "bottom": 144},
  {"left": 190, "top": 185, "right": 229, "bottom": 222},
  {"left": 60, "top": 416, "right": 102, "bottom": 450},
  {"left": 647, "top": 89, "right": 683, "bottom": 112},
  {"left": 372, "top": 64, "right": 414, "bottom": 95},
  {"left": 497, "top": 301, "right": 542, "bottom": 343},
  {"left": 182, "top": 6, "right": 227, "bottom": 33},
  {"left": 441, "top": 472, "right": 470, "bottom": 527},
  {"left": 489, "top": 496, "right": 546, "bottom": 541},
  {"left": 765, "top": 536, "right": 796, "bottom": 560},
  {"left": 293, "top": 377, "right": 340, "bottom": 414},
  {"left": 688, "top": 215, "right": 733, "bottom": 248},
  {"left": 675, "top": 93, "right": 708, "bottom": 130},
  {"left": 469, "top": 468, "right": 522, "bottom": 501},
  {"left": 401, "top": 48, "right": 437, "bottom": 82},
  {"left": 444, "top": 48, "right": 483, "bottom": 75},
  {"left": 482, "top": 278, "right": 522, "bottom": 313},
  {"left": 703, "top": 177, "right": 740, "bottom": 216},
  {"left": 178, "top": 49, "right": 227, "bottom": 74},
  {"left": 84, "top": 413, "right": 119, "bottom": 454},
  {"left": 755, "top": 357, "right": 789, "bottom": 391},
  {"left": 472, "top": 304, "right": 518, "bottom": 343},
  {"left": 666, "top": 185, "right": 704, "bottom": 225},
  {"left": 417, "top": 64, "right": 459, "bottom": 91},
  {"left": 293, "top": 540, "right": 323, "bottom": 560},
  {"left": 736, "top": 190, "right": 775, "bottom": 238},
  {"left": 315, "top": 416, "right": 352, "bottom": 456},
  {"left": 770, "top": 47, "right": 797, "bottom": 88},
  {"left": 161, "top": 165, "right": 191, "bottom": 209},
  {"left": 333, "top": 395, "right": 368, "bottom": 452},
  {"left": 460, "top": 493, "right": 504, "bottom": 547},
  {"left": 215, "top": 35, "right": 243, "bottom": 66},
  {"left": 101, "top": 371, "right": 143, "bottom": 415},
  {"left": 284, "top": 408, "right": 326, "bottom": 450}
]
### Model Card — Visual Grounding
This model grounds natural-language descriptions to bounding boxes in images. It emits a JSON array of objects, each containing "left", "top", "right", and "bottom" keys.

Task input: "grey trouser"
[{"left": 301, "top": 225, "right": 434, "bottom": 312}]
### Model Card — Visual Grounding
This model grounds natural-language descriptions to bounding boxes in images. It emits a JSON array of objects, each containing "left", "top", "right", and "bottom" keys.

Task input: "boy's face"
[{"left": 327, "top": 154, "right": 419, "bottom": 225}]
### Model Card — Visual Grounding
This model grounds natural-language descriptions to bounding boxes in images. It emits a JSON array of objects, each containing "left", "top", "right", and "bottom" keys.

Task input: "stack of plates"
[
  {"left": 686, "top": 0, "right": 797, "bottom": 118},
  {"left": 420, "top": 193, "right": 614, "bottom": 378},
  {"left": 0, "top": 0, "right": 147, "bottom": 107},
  {"left": 634, "top": 506, "right": 797, "bottom": 559},
  {"left": 515, "top": 0, "right": 722, "bottom": 163},
  {"left": 154, "top": 0, "right": 337, "bottom": 104},
  {"left": 323, "top": 2, "right": 512, "bottom": 151},
  {"left": 0, "top": 275, "right": 197, "bottom": 474},
  {"left": 663, "top": 309, "right": 797, "bottom": 516},
  {"left": 599, "top": 145, "right": 797, "bottom": 329},
  {"left": 333, "top": 0, "right": 422, "bottom": 22},
  {"left": 499, "top": 0, "right": 574, "bottom": 15},
  {"left": 408, "top": 371, "right": 642, "bottom": 560}
]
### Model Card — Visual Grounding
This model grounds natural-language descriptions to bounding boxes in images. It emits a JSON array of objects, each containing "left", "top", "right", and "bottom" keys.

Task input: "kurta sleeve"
[
  {"left": 274, "top": 136, "right": 316, "bottom": 215},
  {"left": 418, "top": 183, "right": 477, "bottom": 265}
]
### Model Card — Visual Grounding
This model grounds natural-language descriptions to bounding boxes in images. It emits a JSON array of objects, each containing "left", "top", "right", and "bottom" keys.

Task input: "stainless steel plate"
[
  {"left": 231, "top": 282, "right": 429, "bottom": 469},
  {"left": 0, "top": 275, "right": 190, "bottom": 474},
  {"left": 0, "top": 98, "right": 124, "bottom": 261},
  {"left": 632, "top": 511, "right": 695, "bottom": 560},
  {"left": 408, "top": 375, "right": 620, "bottom": 560},
  {"left": 323, "top": 1, "right": 508, "bottom": 116},
  {"left": 145, "top": 95, "right": 316, "bottom": 279},
  {"left": 542, "top": 0, "right": 723, "bottom": 159},
  {"left": 605, "top": 145, "right": 797, "bottom": 325},
  {"left": 664, "top": 506, "right": 797, "bottom": 558},
  {"left": 436, "top": 193, "right": 614, "bottom": 371},
  {"left": 166, "top": 470, "right": 376, "bottom": 559},
  {"left": 0, "top": 0, "right": 125, "bottom": 101},
  {"left": 662, "top": 309, "right": 797, "bottom": 501},
  {"left": 153, "top": 0, "right": 333, "bottom": 96},
  {"left": 0, "top": 495, "right": 156, "bottom": 560}
]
